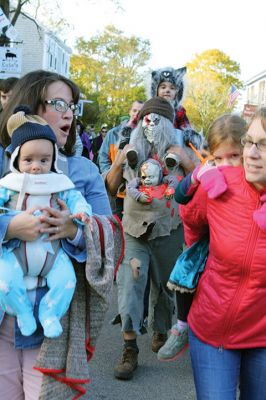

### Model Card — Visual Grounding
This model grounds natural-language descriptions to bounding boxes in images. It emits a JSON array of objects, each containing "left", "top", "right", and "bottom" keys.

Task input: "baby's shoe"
[
  {"left": 41, "top": 316, "right": 63, "bottom": 338},
  {"left": 17, "top": 313, "right": 37, "bottom": 336}
]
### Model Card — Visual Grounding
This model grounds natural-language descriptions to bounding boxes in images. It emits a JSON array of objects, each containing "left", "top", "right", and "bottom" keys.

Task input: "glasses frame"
[
  {"left": 240, "top": 136, "right": 266, "bottom": 153},
  {"left": 45, "top": 99, "right": 80, "bottom": 116}
]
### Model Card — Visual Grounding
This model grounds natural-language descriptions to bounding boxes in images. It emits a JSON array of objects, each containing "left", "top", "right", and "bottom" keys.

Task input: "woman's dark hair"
[{"left": 0, "top": 70, "right": 80, "bottom": 156}]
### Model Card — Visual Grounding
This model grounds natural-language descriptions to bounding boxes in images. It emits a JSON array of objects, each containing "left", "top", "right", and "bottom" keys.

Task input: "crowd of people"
[{"left": 0, "top": 67, "right": 265, "bottom": 400}]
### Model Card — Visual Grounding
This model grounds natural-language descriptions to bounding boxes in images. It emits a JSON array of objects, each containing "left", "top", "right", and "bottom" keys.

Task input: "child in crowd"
[
  {"left": 150, "top": 66, "right": 203, "bottom": 152},
  {"left": 157, "top": 113, "right": 247, "bottom": 362},
  {"left": 0, "top": 106, "right": 92, "bottom": 338}
]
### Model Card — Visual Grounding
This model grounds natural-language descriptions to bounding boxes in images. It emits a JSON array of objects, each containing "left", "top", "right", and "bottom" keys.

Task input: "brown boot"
[
  {"left": 151, "top": 332, "right": 167, "bottom": 353},
  {"left": 114, "top": 347, "right": 139, "bottom": 380}
]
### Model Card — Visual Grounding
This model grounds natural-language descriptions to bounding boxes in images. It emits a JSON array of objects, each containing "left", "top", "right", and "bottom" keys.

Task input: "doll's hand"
[
  {"left": 139, "top": 193, "right": 152, "bottom": 204},
  {"left": 164, "top": 187, "right": 175, "bottom": 199}
]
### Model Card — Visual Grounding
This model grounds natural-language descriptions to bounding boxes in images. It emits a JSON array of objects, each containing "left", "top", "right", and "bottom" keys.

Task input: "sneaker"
[
  {"left": 114, "top": 347, "right": 138, "bottom": 380},
  {"left": 157, "top": 326, "right": 189, "bottom": 362},
  {"left": 126, "top": 149, "right": 138, "bottom": 169},
  {"left": 151, "top": 332, "right": 167, "bottom": 353}
]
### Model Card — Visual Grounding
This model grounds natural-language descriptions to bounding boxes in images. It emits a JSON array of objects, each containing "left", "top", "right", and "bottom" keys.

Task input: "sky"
[{"left": 58, "top": 0, "right": 265, "bottom": 82}]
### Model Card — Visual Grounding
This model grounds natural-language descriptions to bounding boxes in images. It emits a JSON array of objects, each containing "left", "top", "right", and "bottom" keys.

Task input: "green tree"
[
  {"left": 70, "top": 25, "right": 150, "bottom": 127},
  {"left": 184, "top": 49, "right": 242, "bottom": 135},
  {"left": 0, "top": 0, "right": 122, "bottom": 42}
]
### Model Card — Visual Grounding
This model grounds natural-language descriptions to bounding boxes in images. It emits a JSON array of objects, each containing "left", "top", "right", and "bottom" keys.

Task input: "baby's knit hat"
[
  {"left": 8, "top": 105, "right": 56, "bottom": 152},
  {"left": 138, "top": 96, "right": 174, "bottom": 123},
  {"left": 150, "top": 66, "right": 187, "bottom": 109},
  {"left": 7, "top": 105, "right": 61, "bottom": 173}
]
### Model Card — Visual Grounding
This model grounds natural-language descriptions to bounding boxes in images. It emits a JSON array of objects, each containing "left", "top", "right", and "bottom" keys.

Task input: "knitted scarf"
[{"left": 34, "top": 214, "right": 124, "bottom": 400}]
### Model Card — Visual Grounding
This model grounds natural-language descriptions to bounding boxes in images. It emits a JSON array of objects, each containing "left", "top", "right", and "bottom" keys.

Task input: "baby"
[{"left": 0, "top": 106, "right": 92, "bottom": 338}]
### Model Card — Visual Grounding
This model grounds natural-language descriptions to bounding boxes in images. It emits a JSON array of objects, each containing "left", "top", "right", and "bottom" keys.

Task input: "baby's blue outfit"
[{"left": 0, "top": 172, "right": 92, "bottom": 338}]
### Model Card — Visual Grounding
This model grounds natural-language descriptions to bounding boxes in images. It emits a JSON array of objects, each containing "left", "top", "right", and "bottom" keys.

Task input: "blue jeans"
[{"left": 189, "top": 328, "right": 266, "bottom": 400}]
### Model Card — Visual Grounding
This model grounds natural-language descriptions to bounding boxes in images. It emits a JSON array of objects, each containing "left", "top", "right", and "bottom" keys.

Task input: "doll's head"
[{"left": 140, "top": 159, "right": 163, "bottom": 186}]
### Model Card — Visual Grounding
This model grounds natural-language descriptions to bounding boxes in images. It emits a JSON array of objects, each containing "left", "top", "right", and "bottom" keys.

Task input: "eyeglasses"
[
  {"left": 45, "top": 99, "right": 80, "bottom": 116},
  {"left": 240, "top": 136, "right": 266, "bottom": 152}
]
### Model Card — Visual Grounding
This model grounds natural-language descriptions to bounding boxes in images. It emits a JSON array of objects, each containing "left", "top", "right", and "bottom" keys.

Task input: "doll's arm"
[{"left": 127, "top": 177, "right": 143, "bottom": 201}]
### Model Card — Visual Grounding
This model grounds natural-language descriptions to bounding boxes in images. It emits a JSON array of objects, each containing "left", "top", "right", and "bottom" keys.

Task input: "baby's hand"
[
  {"left": 164, "top": 187, "right": 175, "bottom": 199},
  {"left": 139, "top": 193, "right": 152, "bottom": 204},
  {"left": 70, "top": 213, "right": 93, "bottom": 231}
]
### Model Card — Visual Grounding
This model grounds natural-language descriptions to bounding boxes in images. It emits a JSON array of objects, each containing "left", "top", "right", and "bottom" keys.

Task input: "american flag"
[{"left": 228, "top": 85, "right": 240, "bottom": 107}]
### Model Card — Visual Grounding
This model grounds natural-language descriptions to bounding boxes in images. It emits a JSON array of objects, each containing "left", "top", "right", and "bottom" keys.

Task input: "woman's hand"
[
  {"left": 167, "top": 145, "right": 195, "bottom": 174},
  {"left": 6, "top": 207, "right": 46, "bottom": 241},
  {"left": 106, "top": 144, "right": 135, "bottom": 196},
  {"left": 40, "top": 198, "right": 78, "bottom": 241}
]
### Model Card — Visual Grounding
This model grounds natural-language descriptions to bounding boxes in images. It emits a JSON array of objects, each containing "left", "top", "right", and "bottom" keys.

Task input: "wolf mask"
[{"left": 151, "top": 66, "right": 187, "bottom": 109}]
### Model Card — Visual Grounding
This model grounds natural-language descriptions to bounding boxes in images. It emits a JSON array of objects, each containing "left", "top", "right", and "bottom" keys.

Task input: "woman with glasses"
[
  {"left": 0, "top": 70, "right": 111, "bottom": 399},
  {"left": 176, "top": 108, "right": 266, "bottom": 400}
]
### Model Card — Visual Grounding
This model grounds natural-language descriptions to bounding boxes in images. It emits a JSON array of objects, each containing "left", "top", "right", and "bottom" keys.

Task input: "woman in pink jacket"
[{"left": 179, "top": 108, "right": 266, "bottom": 400}]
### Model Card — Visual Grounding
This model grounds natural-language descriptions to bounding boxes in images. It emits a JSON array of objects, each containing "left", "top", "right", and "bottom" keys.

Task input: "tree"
[
  {"left": 70, "top": 25, "right": 151, "bottom": 127},
  {"left": 184, "top": 49, "right": 243, "bottom": 135},
  {"left": 0, "top": 0, "right": 122, "bottom": 42}
]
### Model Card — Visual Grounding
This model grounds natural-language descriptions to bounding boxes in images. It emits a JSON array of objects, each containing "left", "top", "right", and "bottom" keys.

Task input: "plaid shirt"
[{"left": 174, "top": 106, "right": 191, "bottom": 130}]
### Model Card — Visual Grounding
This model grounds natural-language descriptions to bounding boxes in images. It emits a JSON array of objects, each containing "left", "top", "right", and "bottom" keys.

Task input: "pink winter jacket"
[{"left": 180, "top": 166, "right": 266, "bottom": 349}]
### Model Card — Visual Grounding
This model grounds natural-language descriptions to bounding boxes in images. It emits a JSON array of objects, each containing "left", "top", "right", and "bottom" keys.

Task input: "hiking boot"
[
  {"left": 114, "top": 347, "right": 138, "bottom": 380},
  {"left": 151, "top": 332, "right": 167, "bottom": 353},
  {"left": 157, "top": 326, "right": 189, "bottom": 362}
]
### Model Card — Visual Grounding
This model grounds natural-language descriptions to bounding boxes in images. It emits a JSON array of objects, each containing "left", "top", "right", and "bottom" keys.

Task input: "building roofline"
[
  {"left": 245, "top": 69, "right": 266, "bottom": 85},
  {"left": 12, "top": 10, "right": 72, "bottom": 54}
]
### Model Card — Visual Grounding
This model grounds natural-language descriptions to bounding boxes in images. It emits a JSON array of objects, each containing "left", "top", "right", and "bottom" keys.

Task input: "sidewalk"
[{"left": 88, "top": 285, "right": 196, "bottom": 400}]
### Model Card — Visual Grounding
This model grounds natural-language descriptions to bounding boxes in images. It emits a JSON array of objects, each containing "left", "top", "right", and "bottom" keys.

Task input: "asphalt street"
[{"left": 88, "top": 284, "right": 196, "bottom": 400}]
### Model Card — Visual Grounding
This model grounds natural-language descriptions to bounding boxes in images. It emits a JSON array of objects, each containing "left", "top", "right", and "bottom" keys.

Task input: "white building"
[
  {"left": 243, "top": 70, "right": 266, "bottom": 121},
  {"left": 0, "top": 11, "right": 71, "bottom": 79}
]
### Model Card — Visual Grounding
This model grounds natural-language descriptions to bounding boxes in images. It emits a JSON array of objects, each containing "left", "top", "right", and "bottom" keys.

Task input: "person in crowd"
[
  {"left": 158, "top": 113, "right": 247, "bottom": 362},
  {"left": 77, "top": 119, "right": 93, "bottom": 160},
  {"left": 87, "top": 124, "right": 97, "bottom": 140},
  {"left": 74, "top": 127, "right": 84, "bottom": 156},
  {"left": 91, "top": 123, "right": 108, "bottom": 165},
  {"left": 140, "top": 66, "right": 201, "bottom": 362},
  {"left": 112, "top": 97, "right": 195, "bottom": 381},
  {"left": 174, "top": 108, "right": 266, "bottom": 399},
  {"left": 149, "top": 66, "right": 203, "bottom": 154},
  {"left": 0, "top": 69, "right": 112, "bottom": 399},
  {"left": 0, "top": 77, "right": 19, "bottom": 110},
  {"left": 0, "top": 106, "right": 92, "bottom": 339},
  {"left": 98, "top": 100, "right": 144, "bottom": 219}
]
